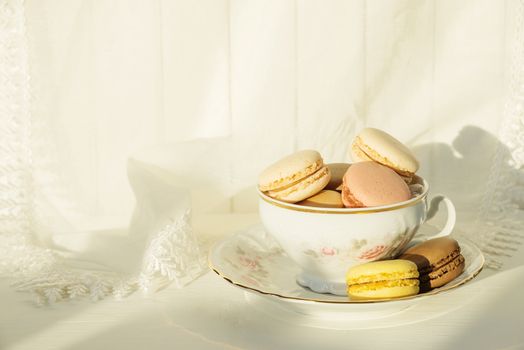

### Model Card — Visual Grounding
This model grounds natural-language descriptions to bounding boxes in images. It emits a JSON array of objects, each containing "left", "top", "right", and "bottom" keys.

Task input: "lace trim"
[
  {"left": 1, "top": 209, "right": 205, "bottom": 305},
  {"left": 140, "top": 210, "right": 206, "bottom": 291},
  {"left": 0, "top": 0, "right": 33, "bottom": 242},
  {"left": 473, "top": 0, "right": 524, "bottom": 269},
  {"left": 0, "top": 0, "right": 205, "bottom": 305}
]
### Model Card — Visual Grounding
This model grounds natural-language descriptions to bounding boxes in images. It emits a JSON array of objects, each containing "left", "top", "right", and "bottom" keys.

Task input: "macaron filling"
[
  {"left": 348, "top": 279, "right": 419, "bottom": 293},
  {"left": 346, "top": 270, "right": 419, "bottom": 285},
  {"left": 350, "top": 128, "right": 420, "bottom": 177},
  {"left": 341, "top": 185, "right": 364, "bottom": 207},
  {"left": 350, "top": 142, "right": 372, "bottom": 162},
  {"left": 426, "top": 254, "right": 465, "bottom": 282},
  {"left": 259, "top": 158, "right": 323, "bottom": 192},
  {"left": 353, "top": 138, "right": 414, "bottom": 178},
  {"left": 266, "top": 166, "right": 329, "bottom": 196},
  {"left": 402, "top": 248, "right": 461, "bottom": 275}
]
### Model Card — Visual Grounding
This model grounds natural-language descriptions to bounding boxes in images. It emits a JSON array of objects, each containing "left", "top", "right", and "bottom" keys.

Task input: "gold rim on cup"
[{"left": 258, "top": 179, "right": 430, "bottom": 214}]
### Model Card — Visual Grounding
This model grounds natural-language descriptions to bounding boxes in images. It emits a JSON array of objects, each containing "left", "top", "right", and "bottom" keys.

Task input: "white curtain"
[{"left": 1, "top": 0, "right": 523, "bottom": 303}]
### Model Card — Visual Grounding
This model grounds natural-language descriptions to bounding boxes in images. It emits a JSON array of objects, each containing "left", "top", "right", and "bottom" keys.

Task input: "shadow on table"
[
  {"left": 437, "top": 264, "right": 524, "bottom": 349},
  {"left": 77, "top": 125, "right": 524, "bottom": 348},
  {"left": 3, "top": 125, "right": 524, "bottom": 349},
  {"left": 61, "top": 266, "right": 524, "bottom": 350},
  {"left": 0, "top": 285, "right": 95, "bottom": 350}
]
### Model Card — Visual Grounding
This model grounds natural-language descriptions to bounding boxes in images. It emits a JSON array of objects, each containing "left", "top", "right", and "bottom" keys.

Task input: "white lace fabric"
[
  {"left": 0, "top": 0, "right": 206, "bottom": 304},
  {"left": 1, "top": 0, "right": 523, "bottom": 304},
  {"left": 474, "top": 0, "right": 524, "bottom": 269}
]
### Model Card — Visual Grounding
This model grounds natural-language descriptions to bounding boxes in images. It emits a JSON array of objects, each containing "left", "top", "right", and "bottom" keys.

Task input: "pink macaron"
[{"left": 341, "top": 162, "right": 411, "bottom": 208}]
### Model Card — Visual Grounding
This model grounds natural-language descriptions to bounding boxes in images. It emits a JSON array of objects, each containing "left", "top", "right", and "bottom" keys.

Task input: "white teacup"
[{"left": 258, "top": 178, "right": 456, "bottom": 296}]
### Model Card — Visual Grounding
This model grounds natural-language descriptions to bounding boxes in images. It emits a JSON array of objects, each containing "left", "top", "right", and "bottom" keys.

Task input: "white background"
[
  {"left": 25, "top": 0, "right": 507, "bottom": 223},
  {"left": 2, "top": 1, "right": 523, "bottom": 349}
]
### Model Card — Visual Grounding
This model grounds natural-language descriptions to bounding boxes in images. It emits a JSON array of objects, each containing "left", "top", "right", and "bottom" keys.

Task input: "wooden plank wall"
[{"left": 25, "top": 0, "right": 507, "bottom": 217}]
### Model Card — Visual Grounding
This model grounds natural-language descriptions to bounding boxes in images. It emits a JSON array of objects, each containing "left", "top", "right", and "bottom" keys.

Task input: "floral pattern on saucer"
[
  {"left": 219, "top": 227, "right": 285, "bottom": 290},
  {"left": 209, "top": 225, "right": 485, "bottom": 304}
]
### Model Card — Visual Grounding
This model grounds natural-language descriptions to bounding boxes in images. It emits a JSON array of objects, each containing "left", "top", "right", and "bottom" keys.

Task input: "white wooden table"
[{"left": 1, "top": 222, "right": 524, "bottom": 350}]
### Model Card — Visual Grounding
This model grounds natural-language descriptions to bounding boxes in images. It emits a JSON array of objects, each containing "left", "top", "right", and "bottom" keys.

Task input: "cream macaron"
[
  {"left": 259, "top": 150, "right": 331, "bottom": 203},
  {"left": 350, "top": 128, "right": 419, "bottom": 181}
]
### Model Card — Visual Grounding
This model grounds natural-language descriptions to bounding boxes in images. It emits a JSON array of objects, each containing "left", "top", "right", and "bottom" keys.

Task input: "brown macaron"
[
  {"left": 400, "top": 237, "right": 465, "bottom": 292},
  {"left": 325, "top": 163, "right": 351, "bottom": 191}
]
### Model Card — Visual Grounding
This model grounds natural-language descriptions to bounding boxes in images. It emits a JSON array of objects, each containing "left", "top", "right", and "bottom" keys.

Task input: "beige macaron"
[
  {"left": 350, "top": 128, "right": 419, "bottom": 179},
  {"left": 297, "top": 190, "right": 344, "bottom": 208},
  {"left": 259, "top": 150, "right": 331, "bottom": 203}
]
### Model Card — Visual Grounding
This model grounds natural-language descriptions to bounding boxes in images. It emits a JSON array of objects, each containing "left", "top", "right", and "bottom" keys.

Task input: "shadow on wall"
[
  {"left": 413, "top": 125, "right": 501, "bottom": 225},
  {"left": 413, "top": 125, "right": 523, "bottom": 254},
  {"left": 233, "top": 125, "right": 524, "bottom": 264}
]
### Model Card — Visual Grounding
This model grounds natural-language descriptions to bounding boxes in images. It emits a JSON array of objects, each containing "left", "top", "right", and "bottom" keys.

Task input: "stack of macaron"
[
  {"left": 258, "top": 128, "right": 466, "bottom": 301},
  {"left": 258, "top": 127, "right": 421, "bottom": 208},
  {"left": 400, "top": 237, "right": 466, "bottom": 292},
  {"left": 346, "top": 237, "right": 465, "bottom": 300},
  {"left": 345, "top": 237, "right": 466, "bottom": 300}
]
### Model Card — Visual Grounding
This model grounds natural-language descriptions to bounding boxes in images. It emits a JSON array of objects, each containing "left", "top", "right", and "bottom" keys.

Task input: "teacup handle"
[{"left": 424, "top": 195, "right": 456, "bottom": 238}]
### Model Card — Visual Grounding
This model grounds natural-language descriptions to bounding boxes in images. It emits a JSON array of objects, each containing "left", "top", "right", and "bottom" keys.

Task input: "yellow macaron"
[
  {"left": 258, "top": 150, "right": 331, "bottom": 203},
  {"left": 346, "top": 260, "right": 420, "bottom": 300}
]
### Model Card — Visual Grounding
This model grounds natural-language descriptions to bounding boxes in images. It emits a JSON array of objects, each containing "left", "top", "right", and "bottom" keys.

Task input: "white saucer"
[{"left": 208, "top": 225, "right": 484, "bottom": 327}]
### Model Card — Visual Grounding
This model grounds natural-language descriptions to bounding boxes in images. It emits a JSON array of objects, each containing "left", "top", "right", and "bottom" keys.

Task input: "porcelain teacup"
[{"left": 258, "top": 178, "right": 456, "bottom": 296}]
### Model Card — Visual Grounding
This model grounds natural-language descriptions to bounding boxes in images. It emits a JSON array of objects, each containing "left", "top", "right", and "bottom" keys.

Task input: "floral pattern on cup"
[
  {"left": 301, "top": 236, "right": 402, "bottom": 263},
  {"left": 358, "top": 244, "right": 387, "bottom": 261},
  {"left": 303, "top": 247, "right": 340, "bottom": 258},
  {"left": 321, "top": 247, "right": 337, "bottom": 256}
]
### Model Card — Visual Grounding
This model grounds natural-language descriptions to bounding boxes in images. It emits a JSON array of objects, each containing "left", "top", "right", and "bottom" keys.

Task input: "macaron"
[
  {"left": 325, "top": 163, "right": 350, "bottom": 191},
  {"left": 297, "top": 190, "right": 344, "bottom": 208},
  {"left": 258, "top": 150, "right": 331, "bottom": 203},
  {"left": 350, "top": 128, "right": 419, "bottom": 181},
  {"left": 341, "top": 161, "right": 411, "bottom": 208},
  {"left": 400, "top": 237, "right": 465, "bottom": 291},
  {"left": 346, "top": 260, "right": 420, "bottom": 300}
]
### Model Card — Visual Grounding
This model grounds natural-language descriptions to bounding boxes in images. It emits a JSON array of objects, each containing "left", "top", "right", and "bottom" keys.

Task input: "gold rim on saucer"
[{"left": 208, "top": 237, "right": 485, "bottom": 305}]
